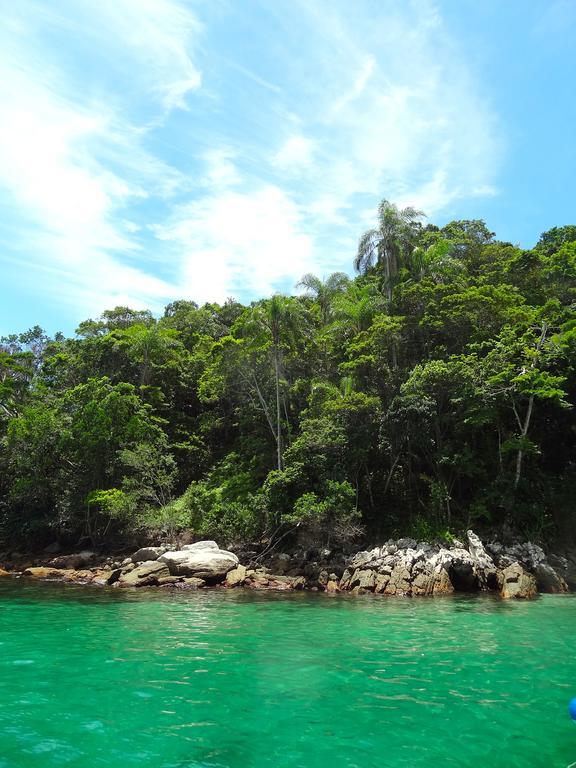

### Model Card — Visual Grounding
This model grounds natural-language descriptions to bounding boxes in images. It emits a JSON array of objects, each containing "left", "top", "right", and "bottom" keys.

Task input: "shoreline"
[{"left": 1, "top": 530, "right": 573, "bottom": 599}]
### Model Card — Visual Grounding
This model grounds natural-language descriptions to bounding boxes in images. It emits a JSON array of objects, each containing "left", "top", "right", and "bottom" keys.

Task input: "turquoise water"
[{"left": 1, "top": 580, "right": 575, "bottom": 768}]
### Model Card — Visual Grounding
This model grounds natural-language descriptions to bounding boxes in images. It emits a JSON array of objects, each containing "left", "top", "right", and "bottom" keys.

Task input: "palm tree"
[
  {"left": 296, "top": 272, "right": 350, "bottom": 325},
  {"left": 355, "top": 199, "right": 424, "bottom": 301}
]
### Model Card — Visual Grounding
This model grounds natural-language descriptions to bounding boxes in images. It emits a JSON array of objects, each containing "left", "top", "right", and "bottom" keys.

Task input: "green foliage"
[{"left": 2, "top": 204, "right": 576, "bottom": 549}]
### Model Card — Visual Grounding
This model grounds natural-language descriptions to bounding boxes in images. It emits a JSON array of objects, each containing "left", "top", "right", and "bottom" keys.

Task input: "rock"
[
  {"left": 430, "top": 568, "right": 453, "bottom": 595},
  {"left": 348, "top": 550, "right": 375, "bottom": 569},
  {"left": 117, "top": 561, "right": 170, "bottom": 587},
  {"left": 181, "top": 540, "right": 219, "bottom": 552},
  {"left": 0, "top": 568, "right": 11, "bottom": 577},
  {"left": 107, "top": 568, "right": 123, "bottom": 585},
  {"left": 225, "top": 565, "right": 247, "bottom": 587},
  {"left": 325, "top": 580, "right": 339, "bottom": 593},
  {"left": 23, "top": 567, "right": 69, "bottom": 579},
  {"left": 339, "top": 568, "right": 352, "bottom": 590},
  {"left": 182, "top": 577, "right": 205, "bottom": 588},
  {"left": 247, "top": 570, "right": 270, "bottom": 588},
  {"left": 501, "top": 563, "right": 538, "bottom": 599},
  {"left": 374, "top": 573, "right": 390, "bottom": 594},
  {"left": 43, "top": 542, "right": 61, "bottom": 554},
  {"left": 159, "top": 547, "right": 238, "bottom": 580},
  {"left": 157, "top": 576, "right": 183, "bottom": 585},
  {"left": 349, "top": 569, "right": 376, "bottom": 591},
  {"left": 385, "top": 565, "right": 412, "bottom": 595},
  {"left": 534, "top": 564, "right": 568, "bottom": 594},
  {"left": 550, "top": 553, "right": 576, "bottom": 590},
  {"left": 49, "top": 551, "right": 96, "bottom": 570},
  {"left": 396, "top": 538, "right": 417, "bottom": 550},
  {"left": 411, "top": 564, "right": 437, "bottom": 596},
  {"left": 131, "top": 546, "right": 167, "bottom": 564},
  {"left": 317, "top": 569, "right": 330, "bottom": 588}
]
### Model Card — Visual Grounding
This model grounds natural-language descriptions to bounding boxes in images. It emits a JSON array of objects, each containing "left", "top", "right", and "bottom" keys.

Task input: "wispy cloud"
[
  {"left": 0, "top": 0, "right": 200, "bottom": 320},
  {"left": 155, "top": 183, "right": 315, "bottom": 302},
  {"left": 0, "top": 0, "right": 502, "bottom": 330}
]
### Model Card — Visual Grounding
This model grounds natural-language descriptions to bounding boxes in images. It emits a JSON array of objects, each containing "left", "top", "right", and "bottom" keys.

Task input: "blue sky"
[{"left": 1, "top": 0, "right": 575, "bottom": 336}]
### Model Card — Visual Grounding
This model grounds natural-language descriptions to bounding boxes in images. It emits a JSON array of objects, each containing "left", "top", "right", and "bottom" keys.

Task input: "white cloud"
[
  {"left": 273, "top": 135, "right": 316, "bottom": 171},
  {"left": 92, "top": 0, "right": 202, "bottom": 110},
  {"left": 202, "top": 149, "right": 241, "bottom": 191},
  {"left": 270, "top": 0, "right": 500, "bottom": 217},
  {"left": 0, "top": 0, "right": 199, "bottom": 319},
  {"left": 155, "top": 185, "right": 316, "bottom": 303},
  {"left": 0, "top": 0, "right": 503, "bottom": 329}
]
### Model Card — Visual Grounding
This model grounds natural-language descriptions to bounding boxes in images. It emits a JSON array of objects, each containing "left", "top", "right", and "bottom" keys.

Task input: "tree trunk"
[
  {"left": 513, "top": 322, "right": 547, "bottom": 490},
  {"left": 514, "top": 394, "right": 534, "bottom": 490},
  {"left": 273, "top": 346, "right": 283, "bottom": 471}
]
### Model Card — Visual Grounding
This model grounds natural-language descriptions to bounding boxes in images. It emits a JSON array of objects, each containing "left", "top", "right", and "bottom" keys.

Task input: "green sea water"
[{"left": 1, "top": 580, "right": 575, "bottom": 768}]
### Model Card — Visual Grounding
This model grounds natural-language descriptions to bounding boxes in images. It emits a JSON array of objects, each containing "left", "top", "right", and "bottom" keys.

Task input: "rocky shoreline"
[{"left": 1, "top": 531, "right": 573, "bottom": 599}]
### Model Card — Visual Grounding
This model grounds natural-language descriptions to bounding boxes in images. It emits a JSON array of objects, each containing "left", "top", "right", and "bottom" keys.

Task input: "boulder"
[
  {"left": 131, "top": 546, "right": 167, "bottom": 564},
  {"left": 291, "top": 576, "right": 307, "bottom": 590},
  {"left": 339, "top": 568, "right": 353, "bottom": 590},
  {"left": 432, "top": 568, "right": 454, "bottom": 595},
  {"left": 385, "top": 565, "right": 412, "bottom": 595},
  {"left": 159, "top": 548, "right": 239, "bottom": 580},
  {"left": 23, "top": 567, "right": 69, "bottom": 579},
  {"left": 348, "top": 550, "right": 376, "bottom": 570},
  {"left": 501, "top": 563, "right": 538, "bottom": 599},
  {"left": 349, "top": 569, "right": 376, "bottom": 591},
  {"left": 534, "top": 564, "right": 568, "bottom": 594},
  {"left": 49, "top": 551, "right": 96, "bottom": 570},
  {"left": 317, "top": 569, "right": 330, "bottom": 588},
  {"left": 107, "top": 568, "right": 123, "bottom": 585},
  {"left": 181, "top": 540, "right": 219, "bottom": 552},
  {"left": 411, "top": 563, "right": 437, "bottom": 596},
  {"left": 374, "top": 573, "right": 390, "bottom": 594},
  {"left": 182, "top": 577, "right": 205, "bottom": 588},
  {"left": 157, "top": 576, "right": 183, "bottom": 585},
  {"left": 0, "top": 567, "right": 11, "bottom": 577},
  {"left": 225, "top": 565, "right": 247, "bottom": 587},
  {"left": 117, "top": 561, "right": 170, "bottom": 587}
]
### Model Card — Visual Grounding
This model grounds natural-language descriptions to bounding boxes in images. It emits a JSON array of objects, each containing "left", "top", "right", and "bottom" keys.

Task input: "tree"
[
  {"left": 355, "top": 199, "right": 424, "bottom": 300},
  {"left": 249, "top": 296, "right": 306, "bottom": 471},
  {"left": 296, "top": 272, "right": 350, "bottom": 325}
]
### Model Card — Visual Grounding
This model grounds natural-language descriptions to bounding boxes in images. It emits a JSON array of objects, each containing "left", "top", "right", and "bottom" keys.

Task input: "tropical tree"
[
  {"left": 355, "top": 199, "right": 424, "bottom": 300},
  {"left": 296, "top": 272, "right": 350, "bottom": 325}
]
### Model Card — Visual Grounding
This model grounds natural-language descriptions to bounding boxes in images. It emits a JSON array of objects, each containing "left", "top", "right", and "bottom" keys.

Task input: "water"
[{"left": 0, "top": 580, "right": 575, "bottom": 768}]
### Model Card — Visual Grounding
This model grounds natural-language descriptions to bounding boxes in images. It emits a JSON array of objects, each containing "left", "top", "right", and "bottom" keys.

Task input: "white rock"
[
  {"left": 181, "top": 540, "right": 220, "bottom": 552},
  {"left": 159, "top": 548, "right": 239, "bottom": 579},
  {"left": 131, "top": 546, "right": 167, "bottom": 564}
]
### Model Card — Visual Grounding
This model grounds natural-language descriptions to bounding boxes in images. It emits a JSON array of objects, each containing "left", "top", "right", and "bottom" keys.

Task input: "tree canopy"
[{"left": 1, "top": 202, "right": 576, "bottom": 550}]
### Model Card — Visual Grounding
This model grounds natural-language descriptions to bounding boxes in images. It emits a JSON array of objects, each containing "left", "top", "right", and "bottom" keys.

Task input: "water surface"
[{"left": 1, "top": 579, "right": 575, "bottom": 767}]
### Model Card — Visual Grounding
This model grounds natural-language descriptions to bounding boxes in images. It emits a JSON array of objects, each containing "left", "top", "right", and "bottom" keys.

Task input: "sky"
[{"left": 1, "top": 0, "right": 575, "bottom": 336}]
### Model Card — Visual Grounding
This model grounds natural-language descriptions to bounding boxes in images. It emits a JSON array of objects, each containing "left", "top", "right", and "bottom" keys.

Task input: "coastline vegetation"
[{"left": 1, "top": 202, "right": 575, "bottom": 551}]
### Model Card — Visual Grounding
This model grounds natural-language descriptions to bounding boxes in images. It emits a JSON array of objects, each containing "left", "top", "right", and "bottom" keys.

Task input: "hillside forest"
[{"left": 2, "top": 201, "right": 576, "bottom": 551}]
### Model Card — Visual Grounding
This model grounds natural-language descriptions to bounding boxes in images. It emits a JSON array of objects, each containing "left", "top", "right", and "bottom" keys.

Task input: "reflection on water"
[{"left": 1, "top": 579, "right": 575, "bottom": 768}]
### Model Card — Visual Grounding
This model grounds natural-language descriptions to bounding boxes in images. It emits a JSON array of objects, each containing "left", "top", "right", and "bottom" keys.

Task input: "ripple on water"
[{"left": 1, "top": 581, "right": 576, "bottom": 768}]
